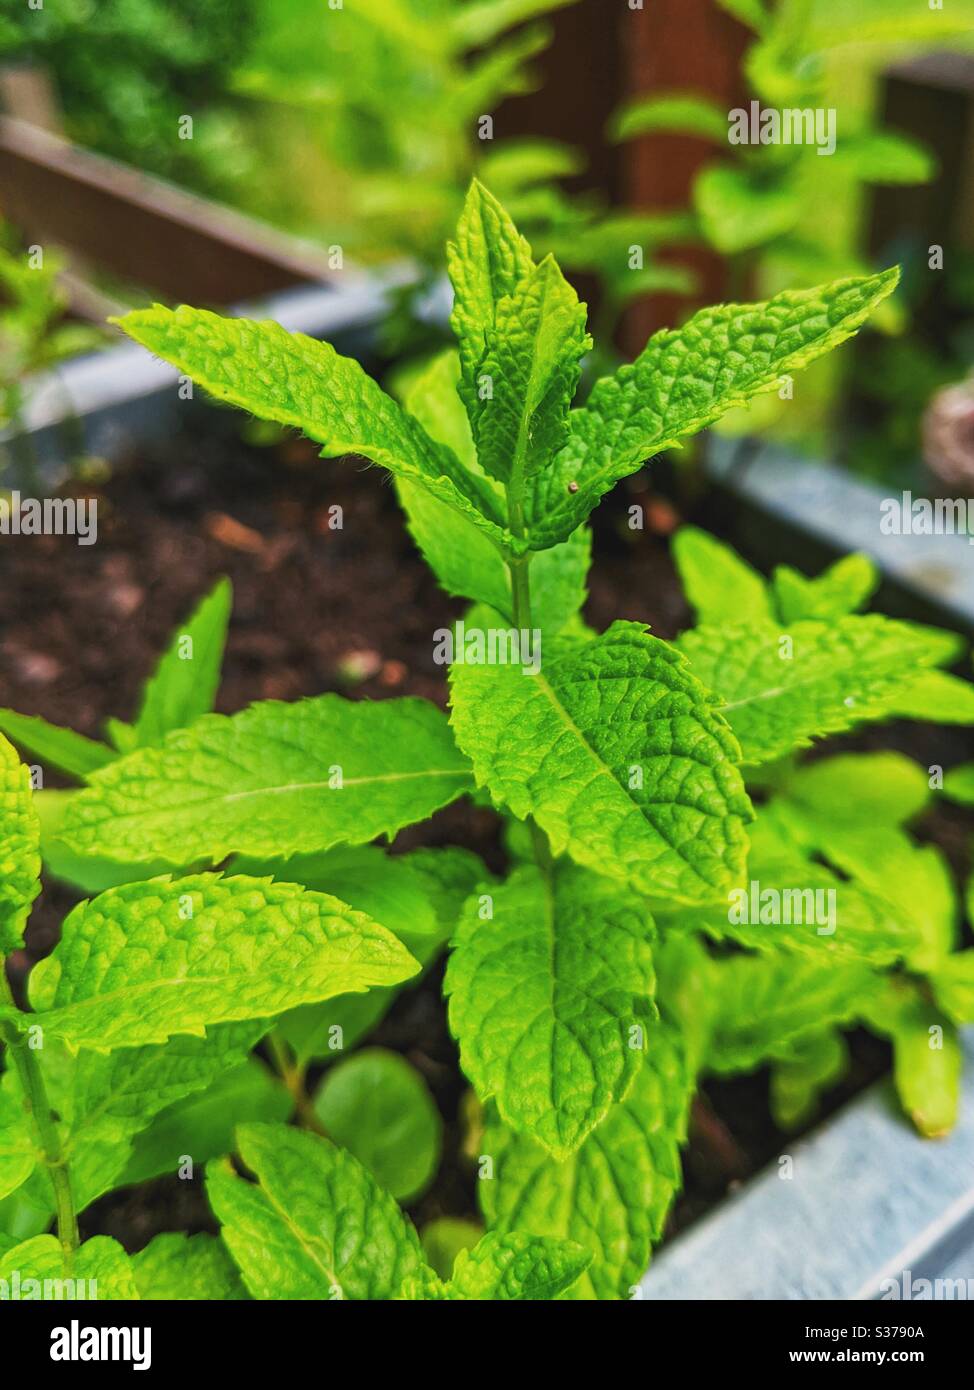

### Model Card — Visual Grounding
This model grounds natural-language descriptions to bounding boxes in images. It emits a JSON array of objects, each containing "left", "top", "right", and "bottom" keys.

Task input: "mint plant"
[
  {"left": 666, "top": 528, "right": 974, "bottom": 1139},
  {"left": 2, "top": 183, "right": 971, "bottom": 1300}
]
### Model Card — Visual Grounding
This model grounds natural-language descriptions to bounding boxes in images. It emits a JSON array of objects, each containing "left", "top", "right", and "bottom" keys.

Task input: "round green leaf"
[{"left": 313, "top": 1048, "right": 442, "bottom": 1203}]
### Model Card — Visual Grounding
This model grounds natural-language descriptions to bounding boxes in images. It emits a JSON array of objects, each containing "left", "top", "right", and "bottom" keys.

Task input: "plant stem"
[
  {"left": 509, "top": 554, "right": 533, "bottom": 632},
  {"left": 506, "top": 534, "right": 554, "bottom": 875},
  {"left": 0, "top": 967, "right": 79, "bottom": 1269},
  {"left": 266, "top": 1030, "right": 329, "bottom": 1138}
]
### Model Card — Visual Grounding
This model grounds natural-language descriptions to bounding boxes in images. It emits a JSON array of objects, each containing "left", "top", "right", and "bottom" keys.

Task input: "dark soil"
[{"left": 2, "top": 421, "right": 971, "bottom": 1253}]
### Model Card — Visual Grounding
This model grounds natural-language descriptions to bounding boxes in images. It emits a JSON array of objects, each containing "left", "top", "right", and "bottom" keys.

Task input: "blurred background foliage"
[
  {"left": 614, "top": 0, "right": 974, "bottom": 464},
  {"left": 0, "top": 0, "right": 257, "bottom": 196},
  {"left": 2, "top": 0, "right": 974, "bottom": 481}
]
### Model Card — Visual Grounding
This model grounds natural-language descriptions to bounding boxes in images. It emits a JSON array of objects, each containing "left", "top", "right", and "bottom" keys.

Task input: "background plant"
[
  {"left": 1, "top": 184, "right": 972, "bottom": 1300},
  {"left": 611, "top": 0, "right": 974, "bottom": 455},
  {"left": 0, "top": 0, "right": 256, "bottom": 201},
  {"left": 0, "top": 220, "right": 104, "bottom": 485},
  {"left": 232, "top": 0, "right": 696, "bottom": 358}
]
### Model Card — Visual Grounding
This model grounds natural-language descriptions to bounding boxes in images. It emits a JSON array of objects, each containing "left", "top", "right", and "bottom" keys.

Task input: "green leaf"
[
  {"left": 16, "top": 874, "right": 418, "bottom": 1051},
  {"left": 448, "top": 179, "right": 535, "bottom": 434},
  {"left": 0, "top": 1088, "right": 35, "bottom": 1201},
  {"left": 944, "top": 763, "right": 974, "bottom": 805},
  {"left": 654, "top": 933, "right": 719, "bottom": 1073},
  {"left": 446, "top": 863, "right": 656, "bottom": 1157},
  {"left": 1, "top": 1023, "right": 261, "bottom": 1230},
  {"left": 479, "top": 137, "right": 584, "bottom": 192},
  {"left": 404, "top": 846, "right": 496, "bottom": 938},
  {"left": 132, "top": 577, "right": 232, "bottom": 746},
  {"left": 404, "top": 1230, "right": 592, "bottom": 1300},
  {"left": 892, "top": 1008, "right": 961, "bottom": 1138},
  {"left": 695, "top": 164, "right": 803, "bottom": 254},
  {"left": 232, "top": 844, "right": 440, "bottom": 949},
  {"left": 672, "top": 526, "right": 774, "bottom": 625},
  {"left": 525, "top": 268, "right": 899, "bottom": 548},
  {"left": 805, "top": 826, "right": 956, "bottom": 973},
  {"left": 104, "top": 717, "right": 138, "bottom": 754},
  {"left": 55, "top": 1022, "right": 270, "bottom": 1208},
  {"left": 0, "top": 1234, "right": 138, "bottom": 1300},
  {"left": 420, "top": 1217, "right": 483, "bottom": 1279},
  {"left": 766, "top": 761, "right": 953, "bottom": 971},
  {"left": 236, "top": 844, "right": 488, "bottom": 1064},
  {"left": 862, "top": 981, "right": 961, "bottom": 1138},
  {"left": 884, "top": 671, "right": 974, "bottom": 724},
  {"left": 703, "top": 953, "right": 874, "bottom": 1075},
  {"left": 0, "top": 710, "right": 114, "bottom": 779},
  {"left": 609, "top": 92, "right": 729, "bottom": 143},
  {"left": 121, "top": 1056, "right": 292, "bottom": 1189},
  {"left": 449, "top": 620, "right": 752, "bottom": 902},
  {"left": 472, "top": 253, "right": 590, "bottom": 486},
  {"left": 525, "top": 531, "right": 592, "bottom": 636},
  {"left": 56, "top": 695, "right": 471, "bottom": 867},
  {"left": 400, "top": 347, "right": 479, "bottom": 471},
  {"left": 132, "top": 1232, "right": 249, "bottom": 1300},
  {"left": 801, "top": 0, "right": 974, "bottom": 48},
  {"left": 771, "top": 553, "right": 878, "bottom": 622},
  {"left": 448, "top": 0, "right": 576, "bottom": 49},
  {"left": 931, "top": 953, "right": 974, "bottom": 1026},
  {"left": 0, "top": 733, "right": 40, "bottom": 954},
  {"left": 770, "top": 1027, "right": 849, "bottom": 1131},
  {"left": 33, "top": 789, "right": 173, "bottom": 896},
  {"left": 715, "top": 0, "right": 769, "bottom": 31},
  {"left": 779, "top": 751, "right": 932, "bottom": 828},
  {"left": 207, "top": 1122, "right": 430, "bottom": 1300},
  {"left": 481, "top": 1017, "right": 693, "bottom": 1300},
  {"left": 544, "top": 211, "right": 697, "bottom": 274},
  {"left": 832, "top": 132, "right": 935, "bottom": 185},
  {"left": 113, "top": 304, "right": 507, "bottom": 545},
  {"left": 674, "top": 857, "right": 913, "bottom": 965},
  {"left": 312, "top": 1047, "right": 442, "bottom": 1202},
  {"left": 677, "top": 615, "right": 957, "bottom": 765}
]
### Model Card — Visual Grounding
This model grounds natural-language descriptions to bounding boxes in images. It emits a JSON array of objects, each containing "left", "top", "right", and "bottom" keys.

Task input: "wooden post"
[
  {"left": 0, "top": 65, "right": 64, "bottom": 134},
  {"left": 619, "top": 0, "right": 750, "bottom": 349}
]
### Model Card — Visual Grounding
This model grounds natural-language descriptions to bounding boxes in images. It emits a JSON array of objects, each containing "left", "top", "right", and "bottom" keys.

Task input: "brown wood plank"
[{"left": 0, "top": 117, "right": 340, "bottom": 306}]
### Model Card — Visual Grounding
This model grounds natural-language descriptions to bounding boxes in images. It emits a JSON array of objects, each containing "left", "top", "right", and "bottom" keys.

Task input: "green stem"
[
  {"left": 509, "top": 554, "right": 533, "bottom": 632},
  {"left": 0, "top": 968, "right": 79, "bottom": 1270},
  {"left": 266, "top": 1030, "right": 328, "bottom": 1138},
  {"left": 506, "top": 535, "right": 553, "bottom": 877}
]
